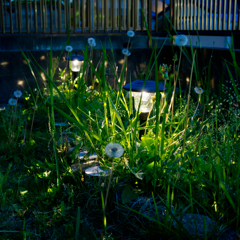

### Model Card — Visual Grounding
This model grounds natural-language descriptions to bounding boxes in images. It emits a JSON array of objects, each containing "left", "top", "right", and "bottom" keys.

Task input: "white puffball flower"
[
  {"left": 88, "top": 38, "right": 96, "bottom": 47},
  {"left": 175, "top": 34, "right": 188, "bottom": 47},
  {"left": 194, "top": 87, "right": 204, "bottom": 95},
  {"left": 8, "top": 98, "right": 17, "bottom": 106},
  {"left": 127, "top": 30, "right": 135, "bottom": 37},
  {"left": 14, "top": 90, "right": 22, "bottom": 98},
  {"left": 65, "top": 45, "right": 73, "bottom": 52},
  {"left": 105, "top": 143, "right": 124, "bottom": 158},
  {"left": 122, "top": 48, "right": 131, "bottom": 56}
]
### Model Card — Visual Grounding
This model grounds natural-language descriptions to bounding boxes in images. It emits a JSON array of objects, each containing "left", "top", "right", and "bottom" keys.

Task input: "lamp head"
[{"left": 65, "top": 52, "right": 84, "bottom": 72}]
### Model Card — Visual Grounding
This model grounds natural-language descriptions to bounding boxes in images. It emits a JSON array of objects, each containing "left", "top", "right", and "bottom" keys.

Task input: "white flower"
[
  {"left": 105, "top": 143, "right": 124, "bottom": 158},
  {"left": 8, "top": 98, "right": 17, "bottom": 106},
  {"left": 127, "top": 30, "right": 135, "bottom": 37},
  {"left": 88, "top": 38, "right": 96, "bottom": 47},
  {"left": 122, "top": 48, "right": 131, "bottom": 56},
  {"left": 194, "top": 87, "right": 204, "bottom": 95},
  {"left": 175, "top": 35, "right": 188, "bottom": 47},
  {"left": 65, "top": 45, "right": 73, "bottom": 52},
  {"left": 14, "top": 90, "right": 22, "bottom": 98}
]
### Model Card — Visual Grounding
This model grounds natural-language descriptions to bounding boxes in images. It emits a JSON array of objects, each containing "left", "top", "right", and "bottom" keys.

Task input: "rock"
[
  {"left": 71, "top": 150, "right": 99, "bottom": 173},
  {"left": 173, "top": 214, "right": 218, "bottom": 239},
  {"left": 85, "top": 166, "right": 110, "bottom": 177}
]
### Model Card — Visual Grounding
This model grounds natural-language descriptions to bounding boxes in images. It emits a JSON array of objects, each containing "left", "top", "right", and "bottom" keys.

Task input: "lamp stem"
[{"left": 139, "top": 112, "right": 149, "bottom": 140}]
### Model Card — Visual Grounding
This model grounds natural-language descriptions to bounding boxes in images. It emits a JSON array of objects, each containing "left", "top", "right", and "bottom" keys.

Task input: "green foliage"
[{"left": 1, "top": 33, "right": 240, "bottom": 239}]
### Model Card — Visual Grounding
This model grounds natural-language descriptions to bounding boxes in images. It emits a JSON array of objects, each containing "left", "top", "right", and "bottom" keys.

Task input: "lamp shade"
[
  {"left": 65, "top": 53, "right": 84, "bottom": 72},
  {"left": 123, "top": 80, "right": 166, "bottom": 113}
]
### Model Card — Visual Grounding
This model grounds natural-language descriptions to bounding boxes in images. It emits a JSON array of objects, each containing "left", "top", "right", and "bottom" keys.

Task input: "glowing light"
[
  {"left": 40, "top": 72, "right": 47, "bottom": 81},
  {"left": 118, "top": 59, "right": 124, "bottom": 64},
  {"left": 40, "top": 56, "right": 45, "bottom": 60},
  {"left": 132, "top": 91, "right": 156, "bottom": 113},
  {"left": 18, "top": 80, "right": 24, "bottom": 86},
  {"left": 0, "top": 61, "right": 9, "bottom": 66}
]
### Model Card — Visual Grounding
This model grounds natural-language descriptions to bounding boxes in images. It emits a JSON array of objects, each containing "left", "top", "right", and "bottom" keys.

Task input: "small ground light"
[
  {"left": 123, "top": 79, "right": 166, "bottom": 139},
  {"left": 65, "top": 52, "right": 84, "bottom": 72},
  {"left": 65, "top": 52, "right": 84, "bottom": 86}
]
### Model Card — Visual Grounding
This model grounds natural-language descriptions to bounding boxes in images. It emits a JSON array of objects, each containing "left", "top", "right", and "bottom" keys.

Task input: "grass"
[{"left": 0, "top": 29, "right": 240, "bottom": 239}]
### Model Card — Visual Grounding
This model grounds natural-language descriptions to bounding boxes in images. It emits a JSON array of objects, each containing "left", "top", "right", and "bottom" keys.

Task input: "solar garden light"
[
  {"left": 123, "top": 80, "right": 166, "bottom": 140},
  {"left": 65, "top": 52, "right": 84, "bottom": 84}
]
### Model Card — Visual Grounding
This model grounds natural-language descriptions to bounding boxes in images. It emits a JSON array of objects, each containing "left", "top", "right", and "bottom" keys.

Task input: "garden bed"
[{"left": 0, "top": 32, "right": 240, "bottom": 240}]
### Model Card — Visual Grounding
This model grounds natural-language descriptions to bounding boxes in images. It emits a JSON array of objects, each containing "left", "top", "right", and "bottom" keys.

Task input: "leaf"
[
  {"left": 121, "top": 185, "right": 144, "bottom": 204},
  {"left": 19, "top": 187, "right": 28, "bottom": 196},
  {"left": 140, "top": 136, "right": 155, "bottom": 152}
]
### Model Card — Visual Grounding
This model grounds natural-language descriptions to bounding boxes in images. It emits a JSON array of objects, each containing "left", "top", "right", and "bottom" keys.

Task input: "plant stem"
[
  {"left": 182, "top": 50, "right": 197, "bottom": 162},
  {"left": 29, "top": 91, "right": 39, "bottom": 142},
  {"left": 101, "top": 158, "right": 115, "bottom": 239}
]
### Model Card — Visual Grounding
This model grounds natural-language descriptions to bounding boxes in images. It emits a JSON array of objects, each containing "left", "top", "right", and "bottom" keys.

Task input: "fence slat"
[
  {"left": 148, "top": 0, "right": 152, "bottom": 33},
  {"left": 78, "top": 0, "right": 80, "bottom": 28},
  {"left": 73, "top": 0, "right": 76, "bottom": 33},
  {"left": 201, "top": 0, "right": 204, "bottom": 30},
  {"left": 186, "top": 0, "right": 189, "bottom": 30},
  {"left": 92, "top": 0, "right": 95, "bottom": 29},
  {"left": 238, "top": 6, "right": 240, "bottom": 30},
  {"left": 197, "top": 0, "right": 200, "bottom": 30},
  {"left": 34, "top": 0, "right": 37, "bottom": 33},
  {"left": 45, "top": 0, "right": 47, "bottom": 29},
  {"left": 127, "top": 0, "right": 130, "bottom": 31},
  {"left": 30, "top": 0, "right": 32, "bottom": 29},
  {"left": 112, "top": 0, "right": 115, "bottom": 32},
  {"left": 169, "top": 0, "right": 172, "bottom": 30},
  {"left": 15, "top": 0, "right": 17, "bottom": 29},
  {"left": 58, "top": 0, "right": 61, "bottom": 33},
  {"left": 155, "top": 0, "right": 158, "bottom": 31},
  {"left": 193, "top": 0, "right": 196, "bottom": 29},
  {"left": 140, "top": 0, "right": 144, "bottom": 31},
  {"left": 213, "top": 0, "right": 217, "bottom": 30},
  {"left": 179, "top": 0, "right": 182, "bottom": 30},
  {"left": 210, "top": 0, "right": 213, "bottom": 30},
  {"left": 189, "top": 0, "right": 192, "bottom": 30},
  {"left": 39, "top": 0, "right": 42, "bottom": 28},
  {"left": 183, "top": 0, "right": 186, "bottom": 30},
  {"left": 0, "top": 0, "right": 4, "bottom": 33},
  {"left": 18, "top": 0, "right": 21, "bottom": 33},
  {"left": 88, "top": 0, "right": 91, "bottom": 32},
  {"left": 233, "top": 0, "right": 237, "bottom": 31},
  {"left": 8, "top": 0, "right": 13, "bottom": 33},
  {"left": 104, "top": 0, "right": 107, "bottom": 31},
  {"left": 25, "top": 0, "right": 29, "bottom": 33},
  {"left": 218, "top": 0, "right": 221, "bottom": 29},
  {"left": 162, "top": 0, "right": 165, "bottom": 31},
  {"left": 64, "top": 0, "right": 67, "bottom": 30},
  {"left": 205, "top": 0, "right": 208, "bottom": 30},
  {"left": 134, "top": 0, "right": 138, "bottom": 31},
  {"left": 227, "top": 0, "right": 231, "bottom": 30},
  {"left": 97, "top": 0, "right": 99, "bottom": 32},
  {"left": 119, "top": 0, "right": 122, "bottom": 32},
  {"left": 223, "top": 0, "right": 226, "bottom": 30},
  {"left": 50, "top": 0, "right": 53, "bottom": 33},
  {"left": 82, "top": 0, "right": 85, "bottom": 33},
  {"left": 42, "top": 0, "right": 45, "bottom": 33},
  {"left": 106, "top": 0, "right": 109, "bottom": 30}
]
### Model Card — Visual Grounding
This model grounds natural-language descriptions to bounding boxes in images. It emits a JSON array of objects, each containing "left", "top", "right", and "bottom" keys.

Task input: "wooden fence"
[{"left": 0, "top": 0, "right": 239, "bottom": 35}]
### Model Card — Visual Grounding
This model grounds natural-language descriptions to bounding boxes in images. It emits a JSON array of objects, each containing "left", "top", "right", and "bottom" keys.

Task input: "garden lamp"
[
  {"left": 65, "top": 52, "right": 84, "bottom": 72},
  {"left": 123, "top": 80, "right": 166, "bottom": 139}
]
